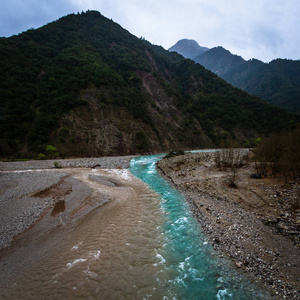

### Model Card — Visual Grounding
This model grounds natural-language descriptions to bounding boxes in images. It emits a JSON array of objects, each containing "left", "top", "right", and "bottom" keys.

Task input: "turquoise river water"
[{"left": 129, "top": 154, "right": 270, "bottom": 299}]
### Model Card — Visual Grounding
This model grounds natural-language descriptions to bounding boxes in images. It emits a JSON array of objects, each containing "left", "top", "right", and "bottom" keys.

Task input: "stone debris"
[
  {"left": 157, "top": 151, "right": 300, "bottom": 299},
  {"left": 0, "top": 156, "right": 134, "bottom": 171}
]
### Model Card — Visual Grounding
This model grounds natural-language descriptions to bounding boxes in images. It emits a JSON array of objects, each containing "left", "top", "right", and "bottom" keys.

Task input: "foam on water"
[
  {"left": 66, "top": 258, "right": 87, "bottom": 269},
  {"left": 217, "top": 289, "right": 233, "bottom": 299},
  {"left": 89, "top": 250, "right": 101, "bottom": 260},
  {"left": 154, "top": 253, "right": 166, "bottom": 266},
  {"left": 107, "top": 169, "right": 132, "bottom": 180}
]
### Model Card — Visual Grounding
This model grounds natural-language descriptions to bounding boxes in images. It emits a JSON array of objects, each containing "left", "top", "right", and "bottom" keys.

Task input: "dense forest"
[
  {"left": 223, "top": 59, "right": 300, "bottom": 113},
  {"left": 0, "top": 11, "right": 298, "bottom": 158}
]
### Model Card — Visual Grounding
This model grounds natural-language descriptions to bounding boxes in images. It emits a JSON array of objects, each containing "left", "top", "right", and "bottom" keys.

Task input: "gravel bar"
[{"left": 0, "top": 155, "right": 136, "bottom": 171}]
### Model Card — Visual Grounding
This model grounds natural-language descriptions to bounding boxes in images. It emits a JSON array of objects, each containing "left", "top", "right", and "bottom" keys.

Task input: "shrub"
[
  {"left": 38, "top": 153, "right": 46, "bottom": 160},
  {"left": 214, "top": 149, "right": 249, "bottom": 171},
  {"left": 53, "top": 161, "right": 62, "bottom": 168},
  {"left": 46, "top": 144, "right": 59, "bottom": 158}
]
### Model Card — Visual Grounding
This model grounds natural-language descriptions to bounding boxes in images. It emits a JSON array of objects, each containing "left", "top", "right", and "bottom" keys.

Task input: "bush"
[
  {"left": 53, "top": 161, "right": 62, "bottom": 168},
  {"left": 214, "top": 149, "right": 249, "bottom": 171},
  {"left": 46, "top": 144, "right": 59, "bottom": 158},
  {"left": 38, "top": 153, "right": 46, "bottom": 160},
  {"left": 214, "top": 148, "right": 250, "bottom": 188}
]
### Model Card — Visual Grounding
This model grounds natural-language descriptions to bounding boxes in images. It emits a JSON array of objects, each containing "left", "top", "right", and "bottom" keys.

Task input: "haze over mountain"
[
  {"left": 168, "top": 39, "right": 209, "bottom": 60},
  {"left": 0, "top": 12, "right": 296, "bottom": 158},
  {"left": 169, "top": 40, "right": 300, "bottom": 113}
]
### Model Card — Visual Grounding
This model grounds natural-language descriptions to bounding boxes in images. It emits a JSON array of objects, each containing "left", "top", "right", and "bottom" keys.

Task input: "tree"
[
  {"left": 38, "top": 153, "right": 46, "bottom": 160},
  {"left": 46, "top": 145, "right": 59, "bottom": 158}
]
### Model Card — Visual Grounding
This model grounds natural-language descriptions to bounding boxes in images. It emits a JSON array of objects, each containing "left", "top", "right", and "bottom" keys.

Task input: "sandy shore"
[{"left": 157, "top": 151, "right": 300, "bottom": 299}]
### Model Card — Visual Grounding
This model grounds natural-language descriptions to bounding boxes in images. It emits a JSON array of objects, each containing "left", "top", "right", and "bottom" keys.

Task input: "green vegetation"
[
  {"left": 135, "top": 131, "right": 148, "bottom": 152},
  {"left": 193, "top": 46, "right": 300, "bottom": 113},
  {"left": 38, "top": 153, "right": 46, "bottom": 160},
  {"left": 53, "top": 161, "right": 62, "bottom": 168},
  {"left": 46, "top": 145, "right": 59, "bottom": 159},
  {"left": 0, "top": 11, "right": 298, "bottom": 158},
  {"left": 1, "top": 158, "right": 30, "bottom": 162},
  {"left": 223, "top": 59, "right": 300, "bottom": 113}
]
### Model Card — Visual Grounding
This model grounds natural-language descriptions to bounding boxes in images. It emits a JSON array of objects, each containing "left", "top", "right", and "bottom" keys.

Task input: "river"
[{"left": 0, "top": 154, "right": 270, "bottom": 299}]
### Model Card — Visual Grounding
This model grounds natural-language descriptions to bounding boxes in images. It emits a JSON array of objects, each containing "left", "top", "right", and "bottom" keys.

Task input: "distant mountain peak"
[{"left": 168, "top": 39, "right": 209, "bottom": 59}]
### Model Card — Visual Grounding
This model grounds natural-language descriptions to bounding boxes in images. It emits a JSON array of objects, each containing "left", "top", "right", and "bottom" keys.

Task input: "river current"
[{"left": 0, "top": 154, "right": 270, "bottom": 299}]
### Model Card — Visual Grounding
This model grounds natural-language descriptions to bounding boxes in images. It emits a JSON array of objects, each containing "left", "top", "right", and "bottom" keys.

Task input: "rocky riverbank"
[
  {"left": 0, "top": 156, "right": 135, "bottom": 171},
  {"left": 157, "top": 151, "right": 300, "bottom": 299}
]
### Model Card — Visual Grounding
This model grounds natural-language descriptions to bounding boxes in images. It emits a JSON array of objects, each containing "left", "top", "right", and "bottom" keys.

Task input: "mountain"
[
  {"left": 170, "top": 40, "right": 299, "bottom": 113},
  {"left": 194, "top": 46, "right": 246, "bottom": 77},
  {"left": 223, "top": 59, "right": 300, "bottom": 113},
  {"left": 168, "top": 39, "right": 209, "bottom": 59},
  {"left": 0, "top": 11, "right": 297, "bottom": 158}
]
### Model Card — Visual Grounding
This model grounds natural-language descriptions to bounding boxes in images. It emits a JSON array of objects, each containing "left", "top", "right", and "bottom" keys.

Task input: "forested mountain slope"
[
  {"left": 194, "top": 46, "right": 246, "bottom": 77},
  {"left": 169, "top": 41, "right": 300, "bottom": 113},
  {"left": 223, "top": 59, "right": 300, "bottom": 113},
  {"left": 0, "top": 11, "right": 296, "bottom": 158}
]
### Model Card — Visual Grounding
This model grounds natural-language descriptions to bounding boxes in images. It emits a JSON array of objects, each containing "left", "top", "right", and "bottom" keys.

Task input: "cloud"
[{"left": 0, "top": 0, "right": 299, "bottom": 62}]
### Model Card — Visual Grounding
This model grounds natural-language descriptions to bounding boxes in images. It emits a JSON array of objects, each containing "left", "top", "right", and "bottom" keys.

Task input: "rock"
[
  {"left": 287, "top": 231, "right": 300, "bottom": 235},
  {"left": 236, "top": 262, "right": 243, "bottom": 268},
  {"left": 264, "top": 216, "right": 278, "bottom": 224},
  {"left": 214, "top": 238, "right": 220, "bottom": 244},
  {"left": 277, "top": 221, "right": 289, "bottom": 230},
  {"left": 243, "top": 260, "right": 249, "bottom": 267},
  {"left": 250, "top": 174, "right": 262, "bottom": 179}
]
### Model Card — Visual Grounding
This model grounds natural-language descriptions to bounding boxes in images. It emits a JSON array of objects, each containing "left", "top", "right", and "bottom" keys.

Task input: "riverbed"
[{"left": 0, "top": 155, "right": 272, "bottom": 299}]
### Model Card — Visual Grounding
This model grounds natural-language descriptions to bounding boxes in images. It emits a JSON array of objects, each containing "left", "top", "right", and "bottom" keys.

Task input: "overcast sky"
[{"left": 1, "top": 0, "right": 299, "bottom": 62}]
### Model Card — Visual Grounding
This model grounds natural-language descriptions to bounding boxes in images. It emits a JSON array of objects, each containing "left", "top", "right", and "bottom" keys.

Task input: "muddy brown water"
[{"left": 0, "top": 169, "right": 168, "bottom": 299}]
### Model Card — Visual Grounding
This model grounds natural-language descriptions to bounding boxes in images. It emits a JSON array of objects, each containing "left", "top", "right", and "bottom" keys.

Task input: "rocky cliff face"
[{"left": 55, "top": 74, "right": 212, "bottom": 157}]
